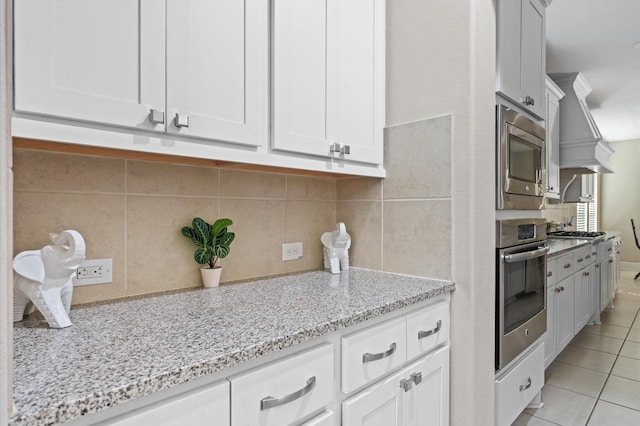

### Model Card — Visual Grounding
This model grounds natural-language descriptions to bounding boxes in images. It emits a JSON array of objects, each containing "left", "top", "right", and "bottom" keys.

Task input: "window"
[{"left": 577, "top": 176, "right": 598, "bottom": 231}]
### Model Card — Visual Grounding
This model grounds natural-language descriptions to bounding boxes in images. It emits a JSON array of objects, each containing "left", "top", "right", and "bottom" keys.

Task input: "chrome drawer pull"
[
  {"left": 585, "top": 255, "right": 591, "bottom": 259},
  {"left": 584, "top": 271, "right": 590, "bottom": 276},
  {"left": 410, "top": 372, "right": 423, "bottom": 386},
  {"left": 418, "top": 320, "right": 442, "bottom": 339},
  {"left": 564, "top": 263, "right": 572, "bottom": 269},
  {"left": 547, "top": 271, "right": 553, "bottom": 277},
  {"left": 174, "top": 113, "right": 189, "bottom": 128},
  {"left": 260, "top": 376, "right": 316, "bottom": 410},
  {"left": 148, "top": 108, "right": 165, "bottom": 124},
  {"left": 519, "top": 376, "right": 532, "bottom": 392},
  {"left": 400, "top": 378, "right": 413, "bottom": 392},
  {"left": 577, "top": 258, "right": 584, "bottom": 263},
  {"left": 363, "top": 342, "right": 397, "bottom": 363}
]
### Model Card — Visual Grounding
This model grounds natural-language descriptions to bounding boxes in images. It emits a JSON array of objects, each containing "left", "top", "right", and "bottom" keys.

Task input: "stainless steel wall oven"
[
  {"left": 496, "top": 104, "right": 546, "bottom": 210},
  {"left": 496, "top": 218, "right": 548, "bottom": 371}
]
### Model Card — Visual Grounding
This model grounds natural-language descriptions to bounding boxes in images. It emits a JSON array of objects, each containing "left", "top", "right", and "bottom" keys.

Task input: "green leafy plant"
[{"left": 181, "top": 218, "right": 235, "bottom": 269}]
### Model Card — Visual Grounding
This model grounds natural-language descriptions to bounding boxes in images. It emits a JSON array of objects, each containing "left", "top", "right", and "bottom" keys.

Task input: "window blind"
[{"left": 577, "top": 176, "right": 598, "bottom": 231}]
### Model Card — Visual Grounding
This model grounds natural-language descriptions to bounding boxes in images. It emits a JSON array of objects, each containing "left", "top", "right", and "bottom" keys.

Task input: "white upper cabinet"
[
  {"left": 14, "top": 0, "right": 268, "bottom": 147},
  {"left": 272, "top": 0, "right": 385, "bottom": 165},
  {"left": 497, "top": 0, "right": 546, "bottom": 119},
  {"left": 14, "top": 0, "right": 166, "bottom": 132},
  {"left": 545, "top": 76, "right": 565, "bottom": 200},
  {"left": 166, "top": 0, "right": 267, "bottom": 146}
]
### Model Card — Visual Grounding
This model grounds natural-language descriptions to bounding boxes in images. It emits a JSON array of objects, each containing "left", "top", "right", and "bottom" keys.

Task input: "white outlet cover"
[
  {"left": 73, "top": 258, "right": 113, "bottom": 286},
  {"left": 282, "top": 242, "right": 303, "bottom": 261}
]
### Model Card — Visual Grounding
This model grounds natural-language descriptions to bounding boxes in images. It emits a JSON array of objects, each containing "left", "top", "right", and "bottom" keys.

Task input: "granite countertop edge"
[{"left": 10, "top": 269, "right": 454, "bottom": 426}]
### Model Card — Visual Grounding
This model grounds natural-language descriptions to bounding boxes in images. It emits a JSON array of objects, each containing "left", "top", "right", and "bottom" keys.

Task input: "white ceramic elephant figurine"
[
  {"left": 13, "top": 230, "right": 86, "bottom": 328},
  {"left": 321, "top": 222, "right": 351, "bottom": 274}
]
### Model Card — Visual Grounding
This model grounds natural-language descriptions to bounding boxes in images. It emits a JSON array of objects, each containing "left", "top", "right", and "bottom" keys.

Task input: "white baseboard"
[{"left": 621, "top": 262, "right": 640, "bottom": 272}]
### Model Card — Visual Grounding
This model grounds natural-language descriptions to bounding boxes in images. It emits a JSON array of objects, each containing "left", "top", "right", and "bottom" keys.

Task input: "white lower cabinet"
[
  {"left": 303, "top": 411, "right": 336, "bottom": 426},
  {"left": 495, "top": 343, "right": 544, "bottom": 426},
  {"left": 101, "top": 380, "right": 230, "bottom": 426},
  {"left": 229, "top": 344, "right": 334, "bottom": 426},
  {"left": 555, "top": 275, "right": 575, "bottom": 355},
  {"left": 343, "top": 346, "right": 449, "bottom": 426}
]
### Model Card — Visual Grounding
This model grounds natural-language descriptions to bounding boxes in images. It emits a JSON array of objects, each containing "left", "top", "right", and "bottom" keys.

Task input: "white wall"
[
  {"left": 387, "top": 1, "right": 496, "bottom": 425},
  {"left": 601, "top": 139, "right": 640, "bottom": 264}
]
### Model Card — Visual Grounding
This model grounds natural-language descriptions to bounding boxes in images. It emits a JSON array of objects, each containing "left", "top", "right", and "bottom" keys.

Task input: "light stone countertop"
[
  {"left": 547, "top": 238, "right": 594, "bottom": 257},
  {"left": 10, "top": 268, "right": 454, "bottom": 426}
]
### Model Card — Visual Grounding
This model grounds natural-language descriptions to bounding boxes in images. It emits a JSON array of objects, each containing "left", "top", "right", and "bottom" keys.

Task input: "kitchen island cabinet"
[{"left": 10, "top": 269, "right": 453, "bottom": 426}]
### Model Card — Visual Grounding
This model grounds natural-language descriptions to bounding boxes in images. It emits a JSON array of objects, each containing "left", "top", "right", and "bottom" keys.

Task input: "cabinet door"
[
  {"left": 14, "top": 0, "right": 165, "bottom": 132},
  {"left": 272, "top": 0, "right": 384, "bottom": 164},
  {"left": 581, "top": 174, "right": 594, "bottom": 200},
  {"left": 342, "top": 368, "right": 405, "bottom": 426},
  {"left": 166, "top": 0, "right": 268, "bottom": 146},
  {"left": 102, "top": 381, "right": 229, "bottom": 426},
  {"left": 544, "top": 285, "right": 556, "bottom": 368},
  {"left": 405, "top": 346, "right": 449, "bottom": 426},
  {"left": 496, "top": 0, "right": 522, "bottom": 102},
  {"left": 545, "top": 86, "right": 561, "bottom": 199},
  {"left": 555, "top": 276, "right": 575, "bottom": 354},
  {"left": 520, "top": 0, "right": 545, "bottom": 118},
  {"left": 574, "top": 269, "right": 592, "bottom": 333}
]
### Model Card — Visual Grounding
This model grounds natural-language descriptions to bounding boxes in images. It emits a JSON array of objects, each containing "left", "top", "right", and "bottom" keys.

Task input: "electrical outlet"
[
  {"left": 282, "top": 242, "right": 303, "bottom": 261},
  {"left": 74, "top": 258, "right": 113, "bottom": 286}
]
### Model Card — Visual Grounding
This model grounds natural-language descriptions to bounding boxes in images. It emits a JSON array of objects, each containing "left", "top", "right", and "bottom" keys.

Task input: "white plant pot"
[{"left": 200, "top": 267, "right": 222, "bottom": 288}]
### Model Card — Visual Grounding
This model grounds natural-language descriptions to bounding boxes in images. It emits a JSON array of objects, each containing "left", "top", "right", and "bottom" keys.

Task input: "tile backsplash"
[
  {"left": 13, "top": 116, "right": 454, "bottom": 305},
  {"left": 13, "top": 149, "right": 337, "bottom": 304}
]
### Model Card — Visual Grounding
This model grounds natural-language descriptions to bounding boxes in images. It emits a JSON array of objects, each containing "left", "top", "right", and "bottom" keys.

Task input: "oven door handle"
[{"left": 503, "top": 246, "right": 549, "bottom": 263}]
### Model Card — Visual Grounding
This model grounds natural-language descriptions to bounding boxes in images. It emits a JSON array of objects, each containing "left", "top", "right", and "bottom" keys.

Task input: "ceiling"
[{"left": 545, "top": 0, "right": 640, "bottom": 142}]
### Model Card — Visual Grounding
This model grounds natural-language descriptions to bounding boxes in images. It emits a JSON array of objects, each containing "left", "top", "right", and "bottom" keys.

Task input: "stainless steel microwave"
[{"left": 496, "top": 104, "right": 546, "bottom": 210}]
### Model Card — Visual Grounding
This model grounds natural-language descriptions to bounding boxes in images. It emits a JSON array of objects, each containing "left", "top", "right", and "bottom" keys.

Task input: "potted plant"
[{"left": 181, "top": 218, "right": 235, "bottom": 287}]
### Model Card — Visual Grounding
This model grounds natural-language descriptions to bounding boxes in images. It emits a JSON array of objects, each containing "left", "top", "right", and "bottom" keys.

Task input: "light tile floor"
[{"left": 514, "top": 270, "right": 640, "bottom": 426}]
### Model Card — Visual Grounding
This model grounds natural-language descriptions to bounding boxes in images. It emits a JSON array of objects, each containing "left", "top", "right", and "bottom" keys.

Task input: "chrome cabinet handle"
[
  {"left": 547, "top": 271, "right": 553, "bottom": 277},
  {"left": 329, "top": 142, "right": 340, "bottom": 153},
  {"left": 564, "top": 263, "right": 572, "bottom": 269},
  {"left": 400, "top": 378, "right": 413, "bottom": 392},
  {"left": 504, "top": 247, "right": 549, "bottom": 263},
  {"left": 340, "top": 145, "right": 351, "bottom": 155},
  {"left": 148, "top": 109, "right": 165, "bottom": 124},
  {"left": 607, "top": 248, "right": 613, "bottom": 252},
  {"left": 174, "top": 113, "right": 189, "bottom": 128},
  {"left": 555, "top": 287, "right": 562, "bottom": 293},
  {"left": 609, "top": 259, "right": 614, "bottom": 263},
  {"left": 584, "top": 271, "right": 590, "bottom": 276},
  {"left": 520, "top": 95, "right": 535, "bottom": 106},
  {"left": 363, "top": 342, "right": 397, "bottom": 363},
  {"left": 410, "top": 372, "right": 423, "bottom": 386},
  {"left": 418, "top": 320, "right": 442, "bottom": 339},
  {"left": 260, "top": 376, "right": 316, "bottom": 410},
  {"left": 585, "top": 255, "right": 591, "bottom": 259},
  {"left": 520, "top": 377, "right": 532, "bottom": 392},
  {"left": 577, "top": 258, "right": 584, "bottom": 263}
]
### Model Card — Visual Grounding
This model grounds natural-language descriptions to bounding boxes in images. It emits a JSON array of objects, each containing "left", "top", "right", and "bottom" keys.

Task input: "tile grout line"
[{"left": 584, "top": 305, "right": 640, "bottom": 425}]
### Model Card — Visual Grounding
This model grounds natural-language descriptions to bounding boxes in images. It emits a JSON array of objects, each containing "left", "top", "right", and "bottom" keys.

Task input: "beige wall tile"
[
  {"left": 13, "top": 192, "right": 127, "bottom": 304},
  {"left": 285, "top": 200, "right": 336, "bottom": 273},
  {"left": 286, "top": 176, "right": 336, "bottom": 200},
  {"left": 219, "top": 199, "right": 287, "bottom": 281},
  {"left": 383, "top": 200, "right": 451, "bottom": 279},
  {"left": 13, "top": 149, "right": 125, "bottom": 193},
  {"left": 383, "top": 116, "right": 452, "bottom": 199},
  {"left": 336, "top": 201, "right": 383, "bottom": 270},
  {"left": 127, "top": 196, "right": 218, "bottom": 295},
  {"left": 127, "top": 161, "right": 219, "bottom": 196},
  {"left": 336, "top": 177, "right": 383, "bottom": 201},
  {"left": 220, "top": 169, "right": 286, "bottom": 199}
]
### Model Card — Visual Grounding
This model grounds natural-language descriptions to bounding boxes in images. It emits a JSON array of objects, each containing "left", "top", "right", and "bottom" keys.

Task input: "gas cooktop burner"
[{"left": 548, "top": 231, "right": 606, "bottom": 239}]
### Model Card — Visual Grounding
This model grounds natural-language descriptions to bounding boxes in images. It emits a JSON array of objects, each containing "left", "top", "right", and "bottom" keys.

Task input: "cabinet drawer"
[
  {"left": 103, "top": 381, "right": 229, "bottom": 426},
  {"left": 302, "top": 410, "right": 335, "bottom": 426},
  {"left": 342, "top": 316, "right": 407, "bottom": 394},
  {"left": 546, "top": 258, "right": 558, "bottom": 287},
  {"left": 406, "top": 301, "right": 449, "bottom": 360},
  {"left": 495, "top": 342, "right": 544, "bottom": 426},
  {"left": 230, "top": 344, "right": 334, "bottom": 426},
  {"left": 555, "top": 252, "right": 575, "bottom": 282},
  {"left": 574, "top": 246, "right": 592, "bottom": 270}
]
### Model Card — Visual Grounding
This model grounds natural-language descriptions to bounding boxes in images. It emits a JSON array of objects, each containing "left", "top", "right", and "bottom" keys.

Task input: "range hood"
[{"left": 549, "top": 72, "right": 614, "bottom": 174}]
